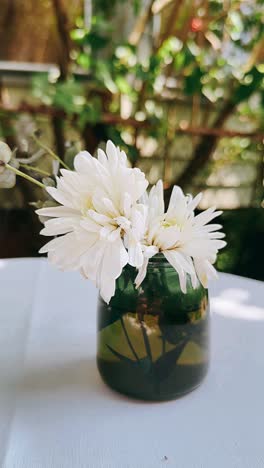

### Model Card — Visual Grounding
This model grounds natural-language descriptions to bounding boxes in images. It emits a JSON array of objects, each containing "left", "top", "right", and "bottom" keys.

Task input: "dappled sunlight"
[
  {"left": 199, "top": 188, "right": 251, "bottom": 210},
  {"left": 211, "top": 287, "right": 264, "bottom": 321}
]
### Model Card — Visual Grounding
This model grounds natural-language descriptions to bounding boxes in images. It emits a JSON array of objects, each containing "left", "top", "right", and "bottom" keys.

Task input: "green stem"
[
  {"left": 139, "top": 314, "right": 152, "bottom": 362},
  {"left": 5, "top": 164, "right": 45, "bottom": 189},
  {"left": 32, "top": 135, "right": 70, "bottom": 170},
  {"left": 162, "top": 336, "right": 166, "bottom": 355},
  {"left": 19, "top": 163, "right": 50, "bottom": 177},
  {"left": 120, "top": 316, "right": 140, "bottom": 362}
]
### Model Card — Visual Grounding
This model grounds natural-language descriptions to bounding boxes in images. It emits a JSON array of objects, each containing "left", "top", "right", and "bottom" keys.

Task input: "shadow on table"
[
  {"left": 17, "top": 358, "right": 106, "bottom": 396},
  {"left": 16, "top": 357, "right": 179, "bottom": 405}
]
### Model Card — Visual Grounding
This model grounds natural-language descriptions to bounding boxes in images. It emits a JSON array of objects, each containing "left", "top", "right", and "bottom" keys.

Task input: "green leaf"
[
  {"left": 106, "top": 345, "right": 137, "bottom": 365},
  {"left": 135, "top": 64, "right": 149, "bottom": 80},
  {"left": 126, "top": 145, "right": 139, "bottom": 164},
  {"left": 173, "top": 51, "right": 185, "bottom": 71},
  {"left": 133, "top": 0, "right": 141, "bottom": 15},
  {"left": 172, "top": 44, "right": 193, "bottom": 71},
  {"left": 149, "top": 55, "right": 161, "bottom": 73},
  {"left": 153, "top": 341, "right": 187, "bottom": 382},
  {"left": 137, "top": 357, "right": 152, "bottom": 374},
  {"left": 232, "top": 67, "right": 263, "bottom": 104},
  {"left": 107, "top": 345, "right": 152, "bottom": 375},
  {"left": 98, "top": 306, "right": 123, "bottom": 331},
  {"left": 70, "top": 28, "right": 87, "bottom": 44},
  {"left": 77, "top": 102, "right": 101, "bottom": 128},
  {"left": 96, "top": 61, "right": 117, "bottom": 93},
  {"left": 85, "top": 32, "right": 109, "bottom": 50},
  {"left": 184, "top": 67, "right": 204, "bottom": 95},
  {"left": 77, "top": 53, "right": 92, "bottom": 70},
  {"left": 115, "top": 75, "right": 132, "bottom": 94}
]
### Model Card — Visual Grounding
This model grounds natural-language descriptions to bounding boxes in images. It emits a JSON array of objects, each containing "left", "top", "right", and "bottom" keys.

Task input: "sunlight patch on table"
[{"left": 211, "top": 288, "right": 264, "bottom": 321}]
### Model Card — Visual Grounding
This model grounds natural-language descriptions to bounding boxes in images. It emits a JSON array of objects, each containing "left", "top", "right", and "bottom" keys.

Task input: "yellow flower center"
[
  {"left": 162, "top": 217, "right": 182, "bottom": 229},
  {"left": 81, "top": 196, "right": 93, "bottom": 216}
]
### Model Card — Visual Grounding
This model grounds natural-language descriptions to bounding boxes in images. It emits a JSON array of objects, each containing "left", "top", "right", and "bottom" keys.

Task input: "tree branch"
[
  {"left": 176, "top": 125, "right": 264, "bottom": 141},
  {"left": 51, "top": 115, "right": 65, "bottom": 158},
  {"left": 159, "top": 0, "right": 184, "bottom": 44},
  {"left": 0, "top": 102, "right": 147, "bottom": 128},
  {"left": 173, "top": 102, "right": 235, "bottom": 191},
  {"left": 152, "top": 0, "right": 174, "bottom": 15},
  {"left": 51, "top": 0, "right": 71, "bottom": 79},
  {"left": 129, "top": 0, "right": 155, "bottom": 46},
  {"left": 1, "top": 102, "right": 263, "bottom": 140}
]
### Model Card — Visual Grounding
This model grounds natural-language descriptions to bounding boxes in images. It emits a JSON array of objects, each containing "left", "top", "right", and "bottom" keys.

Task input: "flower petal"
[
  {"left": 46, "top": 186, "right": 74, "bottom": 208},
  {"left": 88, "top": 210, "right": 112, "bottom": 226},
  {"left": 74, "top": 151, "right": 96, "bottom": 173},
  {"left": 99, "top": 238, "right": 129, "bottom": 303},
  {"left": 40, "top": 217, "right": 80, "bottom": 236},
  {"left": 194, "top": 259, "right": 218, "bottom": 288},
  {"left": 97, "top": 148, "right": 107, "bottom": 166},
  {"left": 194, "top": 207, "right": 223, "bottom": 226},
  {"left": 135, "top": 258, "right": 149, "bottom": 289},
  {"left": 164, "top": 250, "right": 188, "bottom": 293},
  {"left": 166, "top": 185, "right": 187, "bottom": 223},
  {"left": 187, "top": 192, "right": 203, "bottom": 211},
  {"left": 106, "top": 140, "right": 118, "bottom": 170},
  {"left": 0, "top": 141, "right": 12, "bottom": 165},
  {"left": 36, "top": 206, "right": 80, "bottom": 218},
  {"left": 148, "top": 179, "right": 164, "bottom": 218},
  {"left": 40, "top": 232, "right": 95, "bottom": 271},
  {"left": 127, "top": 241, "right": 143, "bottom": 268}
]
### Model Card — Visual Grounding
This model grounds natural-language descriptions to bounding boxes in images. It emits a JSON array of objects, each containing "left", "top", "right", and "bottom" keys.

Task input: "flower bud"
[{"left": 0, "top": 142, "right": 12, "bottom": 173}]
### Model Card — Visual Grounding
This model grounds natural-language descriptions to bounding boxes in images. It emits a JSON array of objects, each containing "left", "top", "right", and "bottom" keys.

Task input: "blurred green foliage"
[
  {"left": 29, "top": 0, "right": 264, "bottom": 191},
  {"left": 216, "top": 208, "right": 264, "bottom": 281}
]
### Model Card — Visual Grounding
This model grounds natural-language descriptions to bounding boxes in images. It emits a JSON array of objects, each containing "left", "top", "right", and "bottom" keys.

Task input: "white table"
[{"left": 0, "top": 258, "right": 263, "bottom": 468}]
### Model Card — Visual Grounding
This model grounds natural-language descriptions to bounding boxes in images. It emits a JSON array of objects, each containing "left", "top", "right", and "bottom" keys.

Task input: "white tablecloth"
[{"left": 0, "top": 258, "right": 263, "bottom": 468}]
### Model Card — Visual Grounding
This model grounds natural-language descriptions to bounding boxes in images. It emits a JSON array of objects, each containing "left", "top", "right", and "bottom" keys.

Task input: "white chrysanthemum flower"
[
  {"left": 37, "top": 140, "right": 148, "bottom": 303},
  {"left": 135, "top": 180, "right": 226, "bottom": 292},
  {"left": 0, "top": 141, "right": 12, "bottom": 170},
  {"left": 0, "top": 141, "right": 18, "bottom": 188}
]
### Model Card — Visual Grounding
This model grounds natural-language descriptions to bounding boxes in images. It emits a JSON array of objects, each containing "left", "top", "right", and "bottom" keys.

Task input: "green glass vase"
[{"left": 97, "top": 255, "right": 209, "bottom": 401}]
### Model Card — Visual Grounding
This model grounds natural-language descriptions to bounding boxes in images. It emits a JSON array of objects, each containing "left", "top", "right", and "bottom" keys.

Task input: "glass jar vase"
[{"left": 97, "top": 255, "right": 209, "bottom": 401}]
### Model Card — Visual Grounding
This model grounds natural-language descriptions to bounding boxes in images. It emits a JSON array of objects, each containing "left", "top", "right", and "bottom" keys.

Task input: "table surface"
[{"left": 0, "top": 258, "right": 263, "bottom": 468}]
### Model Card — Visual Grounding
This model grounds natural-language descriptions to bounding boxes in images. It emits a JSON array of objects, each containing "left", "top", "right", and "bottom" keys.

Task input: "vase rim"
[{"left": 148, "top": 253, "right": 172, "bottom": 267}]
